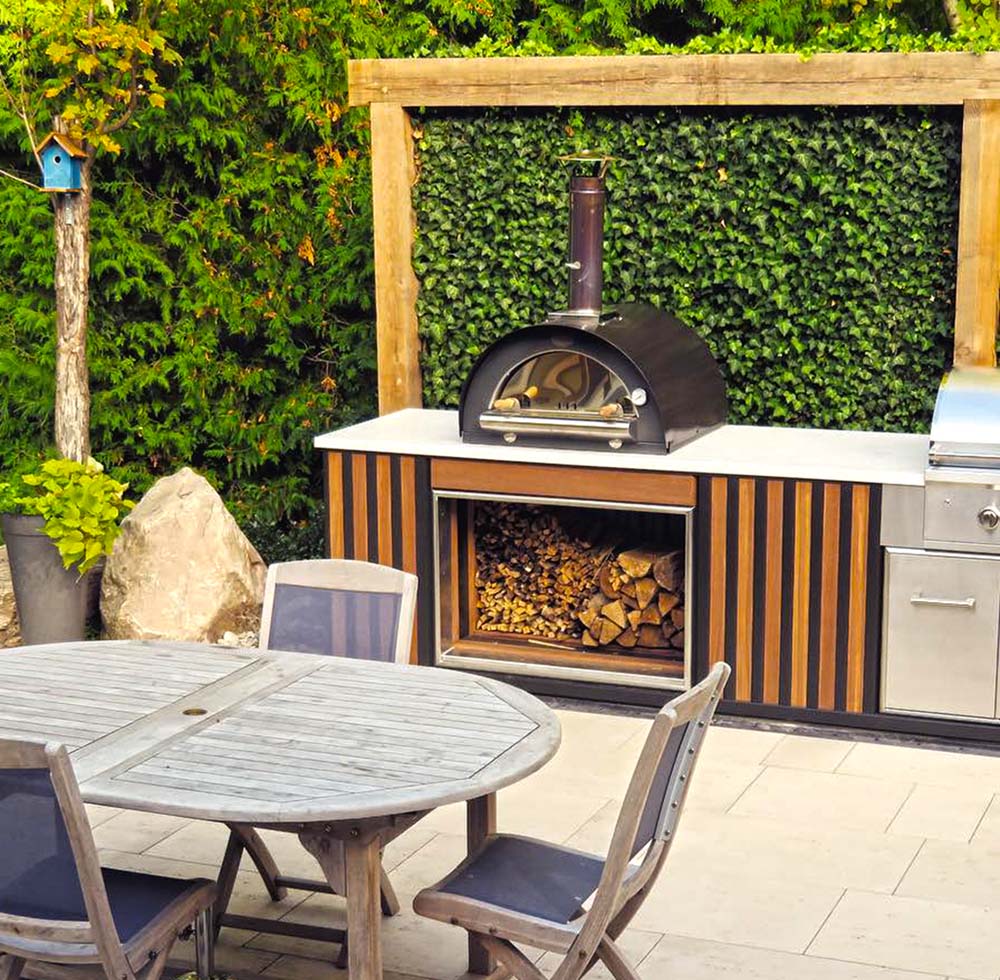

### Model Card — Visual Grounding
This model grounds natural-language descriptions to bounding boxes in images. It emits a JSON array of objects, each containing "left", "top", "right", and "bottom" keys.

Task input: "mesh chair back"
[
  {"left": 267, "top": 583, "right": 403, "bottom": 660},
  {"left": 629, "top": 720, "right": 691, "bottom": 858},
  {"left": 620, "top": 663, "right": 729, "bottom": 862},
  {"left": 0, "top": 767, "right": 87, "bottom": 922}
]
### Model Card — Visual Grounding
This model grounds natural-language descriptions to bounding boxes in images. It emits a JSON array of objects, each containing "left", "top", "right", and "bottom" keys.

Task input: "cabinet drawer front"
[{"left": 883, "top": 550, "right": 1000, "bottom": 719}]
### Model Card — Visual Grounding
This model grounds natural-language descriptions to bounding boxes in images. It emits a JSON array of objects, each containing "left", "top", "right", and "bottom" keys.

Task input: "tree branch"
[
  {"left": 100, "top": 57, "right": 139, "bottom": 135},
  {"left": 0, "top": 167, "right": 43, "bottom": 190}
]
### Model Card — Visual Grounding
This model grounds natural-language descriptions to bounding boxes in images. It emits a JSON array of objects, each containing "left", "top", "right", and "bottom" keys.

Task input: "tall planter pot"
[{"left": 1, "top": 513, "right": 89, "bottom": 645}]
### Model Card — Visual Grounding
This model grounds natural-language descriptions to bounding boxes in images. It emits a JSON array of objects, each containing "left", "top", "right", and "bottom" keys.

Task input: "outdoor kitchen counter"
[{"left": 314, "top": 408, "right": 929, "bottom": 487}]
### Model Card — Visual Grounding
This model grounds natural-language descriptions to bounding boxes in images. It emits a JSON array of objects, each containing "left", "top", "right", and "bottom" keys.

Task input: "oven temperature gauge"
[{"left": 978, "top": 507, "right": 1000, "bottom": 531}]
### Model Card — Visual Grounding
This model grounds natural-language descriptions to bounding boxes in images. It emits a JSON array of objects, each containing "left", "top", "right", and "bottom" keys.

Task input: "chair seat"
[
  {"left": 0, "top": 860, "right": 212, "bottom": 946},
  {"left": 104, "top": 868, "right": 215, "bottom": 944},
  {"left": 434, "top": 835, "right": 605, "bottom": 924}
]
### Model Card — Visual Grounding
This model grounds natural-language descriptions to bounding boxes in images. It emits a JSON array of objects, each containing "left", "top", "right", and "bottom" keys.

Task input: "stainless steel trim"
[
  {"left": 909, "top": 594, "right": 976, "bottom": 609},
  {"left": 431, "top": 488, "right": 693, "bottom": 692},
  {"left": 880, "top": 484, "right": 925, "bottom": 548},
  {"left": 929, "top": 448, "right": 1000, "bottom": 468},
  {"left": 478, "top": 412, "right": 635, "bottom": 442},
  {"left": 925, "top": 466, "right": 1000, "bottom": 486}
]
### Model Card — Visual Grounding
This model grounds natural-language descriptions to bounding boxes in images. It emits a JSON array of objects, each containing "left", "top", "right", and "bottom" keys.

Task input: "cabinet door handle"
[{"left": 910, "top": 593, "right": 976, "bottom": 610}]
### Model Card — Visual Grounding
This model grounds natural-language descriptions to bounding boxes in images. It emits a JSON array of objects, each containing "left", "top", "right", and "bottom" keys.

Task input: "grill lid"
[{"left": 928, "top": 367, "right": 1000, "bottom": 468}]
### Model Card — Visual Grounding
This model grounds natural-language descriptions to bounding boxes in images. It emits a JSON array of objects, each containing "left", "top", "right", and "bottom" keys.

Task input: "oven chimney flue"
[{"left": 567, "top": 173, "right": 605, "bottom": 314}]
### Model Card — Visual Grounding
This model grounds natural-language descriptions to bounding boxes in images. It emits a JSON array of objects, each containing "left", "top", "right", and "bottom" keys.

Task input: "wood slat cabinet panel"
[
  {"left": 694, "top": 475, "right": 882, "bottom": 714},
  {"left": 325, "top": 451, "right": 434, "bottom": 664}
]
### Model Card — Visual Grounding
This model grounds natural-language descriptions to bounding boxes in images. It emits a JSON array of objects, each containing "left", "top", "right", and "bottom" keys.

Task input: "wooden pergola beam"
[
  {"left": 351, "top": 52, "right": 1000, "bottom": 108},
  {"left": 353, "top": 54, "right": 1000, "bottom": 412}
]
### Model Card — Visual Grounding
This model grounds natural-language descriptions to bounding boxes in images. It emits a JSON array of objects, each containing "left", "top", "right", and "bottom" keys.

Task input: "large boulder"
[
  {"left": 101, "top": 468, "right": 266, "bottom": 642},
  {"left": 0, "top": 546, "right": 20, "bottom": 648}
]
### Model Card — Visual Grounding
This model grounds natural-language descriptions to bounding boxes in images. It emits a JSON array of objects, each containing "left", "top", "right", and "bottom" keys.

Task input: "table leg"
[
  {"left": 345, "top": 836, "right": 384, "bottom": 980},
  {"left": 467, "top": 793, "right": 497, "bottom": 975}
]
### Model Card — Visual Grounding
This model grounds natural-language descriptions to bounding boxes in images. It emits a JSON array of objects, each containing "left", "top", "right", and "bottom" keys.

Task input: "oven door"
[{"left": 882, "top": 548, "right": 1000, "bottom": 720}]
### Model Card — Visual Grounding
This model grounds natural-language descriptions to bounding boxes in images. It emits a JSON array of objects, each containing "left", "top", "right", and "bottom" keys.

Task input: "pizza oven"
[{"left": 459, "top": 158, "right": 727, "bottom": 454}]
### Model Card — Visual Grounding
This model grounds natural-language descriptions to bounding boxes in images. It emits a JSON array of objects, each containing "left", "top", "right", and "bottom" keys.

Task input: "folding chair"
[
  {"left": 413, "top": 662, "right": 731, "bottom": 980},
  {"left": 0, "top": 737, "right": 216, "bottom": 980},
  {"left": 214, "top": 559, "right": 418, "bottom": 964}
]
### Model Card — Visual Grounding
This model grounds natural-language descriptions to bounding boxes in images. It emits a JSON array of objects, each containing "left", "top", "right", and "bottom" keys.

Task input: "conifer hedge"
[{"left": 413, "top": 106, "right": 963, "bottom": 432}]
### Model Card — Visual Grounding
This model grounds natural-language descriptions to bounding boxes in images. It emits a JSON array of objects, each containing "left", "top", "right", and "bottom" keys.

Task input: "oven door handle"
[{"left": 909, "top": 593, "right": 977, "bottom": 610}]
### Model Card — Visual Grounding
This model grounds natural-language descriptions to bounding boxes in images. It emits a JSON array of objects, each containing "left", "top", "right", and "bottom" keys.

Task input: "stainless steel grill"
[{"left": 924, "top": 367, "right": 1000, "bottom": 554}]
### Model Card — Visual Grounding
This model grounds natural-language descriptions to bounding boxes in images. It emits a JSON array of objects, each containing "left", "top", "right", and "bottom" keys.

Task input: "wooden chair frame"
[
  {"left": 257, "top": 558, "right": 418, "bottom": 663},
  {"left": 413, "top": 661, "right": 731, "bottom": 980},
  {"left": 0, "top": 739, "right": 216, "bottom": 980},
  {"left": 216, "top": 558, "right": 418, "bottom": 964}
]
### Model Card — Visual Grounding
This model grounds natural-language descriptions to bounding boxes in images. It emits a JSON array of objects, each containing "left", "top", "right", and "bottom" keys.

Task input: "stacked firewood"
[
  {"left": 473, "top": 503, "right": 684, "bottom": 655},
  {"left": 475, "top": 504, "right": 612, "bottom": 640},
  {"left": 577, "top": 549, "right": 684, "bottom": 652}
]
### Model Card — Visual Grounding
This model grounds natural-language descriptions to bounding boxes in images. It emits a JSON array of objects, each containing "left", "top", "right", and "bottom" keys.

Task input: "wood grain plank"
[
  {"left": 431, "top": 458, "right": 696, "bottom": 507},
  {"left": 398, "top": 455, "right": 420, "bottom": 663},
  {"left": 735, "top": 478, "right": 755, "bottom": 701},
  {"left": 708, "top": 478, "right": 727, "bottom": 670},
  {"left": 371, "top": 103, "right": 422, "bottom": 413},
  {"left": 762, "top": 481, "right": 784, "bottom": 704},
  {"left": 327, "top": 452, "right": 345, "bottom": 558},
  {"left": 790, "top": 482, "right": 812, "bottom": 708},
  {"left": 376, "top": 455, "right": 393, "bottom": 566},
  {"left": 352, "top": 453, "right": 369, "bottom": 561},
  {"left": 954, "top": 100, "right": 1000, "bottom": 368},
  {"left": 846, "top": 485, "right": 871, "bottom": 713},
  {"left": 349, "top": 52, "right": 1000, "bottom": 108},
  {"left": 399, "top": 457, "right": 419, "bottom": 576},
  {"left": 817, "top": 483, "right": 841, "bottom": 711}
]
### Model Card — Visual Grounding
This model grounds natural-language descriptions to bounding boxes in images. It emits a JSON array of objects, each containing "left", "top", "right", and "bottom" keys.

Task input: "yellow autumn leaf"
[
  {"left": 101, "top": 0, "right": 116, "bottom": 13},
  {"left": 46, "top": 42, "right": 73, "bottom": 63},
  {"left": 43, "top": 86, "right": 63, "bottom": 99},
  {"left": 297, "top": 234, "right": 316, "bottom": 265},
  {"left": 77, "top": 52, "right": 100, "bottom": 74},
  {"left": 148, "top": 92, "right": 165, "bottom": 109},
  {"left": 136, "top": 38, "right": 154, "bottom": 55}
]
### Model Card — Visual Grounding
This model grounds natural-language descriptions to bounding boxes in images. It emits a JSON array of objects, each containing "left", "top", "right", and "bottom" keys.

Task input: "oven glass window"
[{"left": 492, "top": 352, "right": 635, "bottom": 418}]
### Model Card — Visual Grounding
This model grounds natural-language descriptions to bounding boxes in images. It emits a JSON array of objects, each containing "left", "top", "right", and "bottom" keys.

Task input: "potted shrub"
[{"left": 0, "top": 458, "right": 133, "bottom": 645}]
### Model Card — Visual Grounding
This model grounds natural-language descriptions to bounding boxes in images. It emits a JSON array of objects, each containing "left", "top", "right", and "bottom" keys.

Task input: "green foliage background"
[
  {"left": 1, "top": 0, "right": 997, "bottom": 560},
  {"left": 413, "top": 107, "right": 962, "bottom": 431}
]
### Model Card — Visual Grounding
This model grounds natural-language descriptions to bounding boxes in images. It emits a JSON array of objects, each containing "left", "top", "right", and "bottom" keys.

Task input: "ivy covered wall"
[{"left": 412, "top": 107, "right": 963, "bottom": 432}]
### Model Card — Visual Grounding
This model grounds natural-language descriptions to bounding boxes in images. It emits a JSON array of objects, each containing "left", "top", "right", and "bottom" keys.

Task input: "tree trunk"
[
  {"left": 51, "top": 163, "right": 92, "bottom": 462},
  {"left": 942, "top": 0, "right": 962, "bottom": 31}
]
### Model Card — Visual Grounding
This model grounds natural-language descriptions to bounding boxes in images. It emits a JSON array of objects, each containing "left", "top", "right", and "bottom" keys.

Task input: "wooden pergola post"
[
  {"left": 351, "top": 53, "right": 1000, "bottom": 412},
  {"left": 370, "top": 103, "right": 422, "bottom": 413},
  {"left": 954, "top": 100, "right": 1000, "bottom": 368}
]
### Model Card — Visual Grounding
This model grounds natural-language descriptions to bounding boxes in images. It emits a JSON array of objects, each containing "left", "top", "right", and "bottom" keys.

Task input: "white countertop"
[{"left": 314, "top": 409, "right": 929, "bottom": 487}]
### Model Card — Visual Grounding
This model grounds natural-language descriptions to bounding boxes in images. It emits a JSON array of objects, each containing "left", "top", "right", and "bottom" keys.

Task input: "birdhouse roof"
[{"left": 37, "top": 133, "right": 87, "bottom": 159}]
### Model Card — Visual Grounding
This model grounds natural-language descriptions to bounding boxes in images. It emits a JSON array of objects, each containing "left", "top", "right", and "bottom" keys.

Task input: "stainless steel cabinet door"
[{"left": 883, "top": 549, "right": 1000, "bottom": 719}]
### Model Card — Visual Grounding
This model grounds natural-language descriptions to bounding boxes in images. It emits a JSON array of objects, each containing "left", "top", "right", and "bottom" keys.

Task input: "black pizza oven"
[{"left": 459, "top": 158, "right": 727, "bottom": 454}]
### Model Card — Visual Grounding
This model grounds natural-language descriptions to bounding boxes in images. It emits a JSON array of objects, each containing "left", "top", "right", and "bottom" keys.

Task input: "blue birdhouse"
[{"left": 37, "top": 133, "right": 86, "bottom": 193}]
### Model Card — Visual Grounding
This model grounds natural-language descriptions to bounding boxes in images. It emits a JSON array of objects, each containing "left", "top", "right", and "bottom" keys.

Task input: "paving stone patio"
[{"left": 87, "top": 706, "right": 1000, "bottom": 980}]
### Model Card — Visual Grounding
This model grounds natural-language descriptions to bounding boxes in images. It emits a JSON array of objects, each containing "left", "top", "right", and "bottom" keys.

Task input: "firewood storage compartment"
[{"left": 433, "top": 489, "right": 693, "bottom": 690}]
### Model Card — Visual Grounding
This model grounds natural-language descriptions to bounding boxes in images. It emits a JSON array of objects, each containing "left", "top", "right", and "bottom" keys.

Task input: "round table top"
[{"left": 0, "top": 640, "right": 561, "bottom": 824}]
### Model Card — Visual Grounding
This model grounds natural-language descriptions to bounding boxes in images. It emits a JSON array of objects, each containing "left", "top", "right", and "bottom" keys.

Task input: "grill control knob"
[{"left": 978, "top": 507, "right": 1000, "bottom": 531}]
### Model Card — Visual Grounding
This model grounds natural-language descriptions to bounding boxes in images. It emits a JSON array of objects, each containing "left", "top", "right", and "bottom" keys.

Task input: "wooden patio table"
[{"left": 0, "top": 640, "right": 561, "bottom": 980}]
